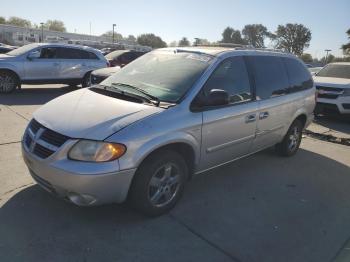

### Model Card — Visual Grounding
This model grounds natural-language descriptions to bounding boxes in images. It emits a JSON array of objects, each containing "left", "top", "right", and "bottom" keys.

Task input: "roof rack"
[{"left": 193, "top": 43, "right": 290, "bottom": 54}]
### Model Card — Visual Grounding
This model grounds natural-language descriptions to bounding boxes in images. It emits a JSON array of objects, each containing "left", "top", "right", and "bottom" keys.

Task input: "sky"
[{"left": 1, "top": 0, "right": 349, "bottom": 58}]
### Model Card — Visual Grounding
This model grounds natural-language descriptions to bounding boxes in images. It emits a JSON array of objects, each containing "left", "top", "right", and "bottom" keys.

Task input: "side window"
[
  {"left": 203, "top": 56, "right": 252, "bottom": 104},
  {"left": 252, "top": 56, "right": 289, "bottom": 99},
  {"left": 57, "top": 48, "right": 88, "bottom": 59},
  {"left": 88, "top": 52, "right": 98, "bottom": 59},
  {"left": 39, "top": 47, "right": 57, "bottom": 59},
  {"left": 283, "top": 58, "right": 313, "bottom": 92}
]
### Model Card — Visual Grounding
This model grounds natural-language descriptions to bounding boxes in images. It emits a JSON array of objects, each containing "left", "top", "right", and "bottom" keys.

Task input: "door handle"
[
  {"left": 259, "top": 111, "right": 269, "bottom": 120},
  {"left": 245, "top": 114, "right": 256, "bottom": 123}
]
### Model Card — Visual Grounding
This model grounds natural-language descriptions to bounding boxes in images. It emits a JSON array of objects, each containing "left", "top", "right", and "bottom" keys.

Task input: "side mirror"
[
  {"left": 205, "top": 89, "right": 230, "bottom": 106},
  {"left": 27, "top": 50, "right": 40, "bottom": 60}
]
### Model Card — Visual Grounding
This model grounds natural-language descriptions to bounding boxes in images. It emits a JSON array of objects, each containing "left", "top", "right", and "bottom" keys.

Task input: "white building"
[{"left": 0, "top": 24, "right": 151, "bottom": 51}]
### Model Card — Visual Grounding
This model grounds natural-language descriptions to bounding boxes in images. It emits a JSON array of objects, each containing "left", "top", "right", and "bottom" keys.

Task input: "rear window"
[
  {"left": 252, "top": 56, "right": 289, "bottom": 100},
  {"left": 283, "top": 58, "right": 313, "bottom": 92},
  {"left": 316, "top": 64, "right": 350, "bottom": 79},
  {"left": 57, "top": 48, "right": 92, "bottom": 59}
]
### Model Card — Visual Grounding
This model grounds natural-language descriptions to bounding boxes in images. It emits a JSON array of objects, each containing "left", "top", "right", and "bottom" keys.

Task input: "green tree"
[
  {"left": 101, "top": 31, "right": 123, "bottom": 41},
  {"left": 45, "top": 20, "right": 66, "bottom": 32},
  {"left": 178, "top": 37, "right": 190, "bottom": 47},
  {"left": 274, "top": 23, "right": 311, "bottom": 56},
  {"left": 300, "top": 53, "right": 313, "bottom": 63},
  {"left": 6, "top": 16, "right": 31, "bottom": 27},
  {"left": 193, "top": 38, "right": 210, "bottom": 46},
  {"left": 137, "top": 33, "right": 167, "bottom": 48},
  {"left": 242, "top": 24, "right": 269, "bottom": 48},
  {"left": 342, "top": 29, "right": 350, "bottom": 55},
  {"left": 221, "top": 27, "right": 246, "bottom": 44},
  {"left": 0, "top": 17, "right": 5, "bottom": 24},
  {"left": 125, "top": 35, "right": 136, "bottom": 42},
  {"left": 320, "top": 54, "right": 335, "bottom": 64}
]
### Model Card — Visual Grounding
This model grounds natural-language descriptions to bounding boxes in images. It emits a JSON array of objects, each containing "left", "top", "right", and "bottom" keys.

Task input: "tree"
[
  {"left": 137, "top": 33, "right": 167, "bottom": 48},
  {"left": 6, "top": 16, "right": 31, "bottom": 27},
  {"left": 274, "top": 23, "right": 311, "bottom": 56},
  {"left": 342, "top": 29, "right": 350, "bottom": 56},
  {"left": 125, "top": 35, "right": 136, "bottom": 42},
  {"left": 45, "top": 20, "right": 66, "bottom": 32},
  {"left": 0, "top": 17, "right": 5, "bottom": 24},
  {"left": 300, "top": 53, "right": 313, "bottom": 63},
  {"left": 242, "top": 24, "right": 270, "bottom": 48},
  {"left": 221, "top": 27, "right": 246, "bottom": 44},
  {"left": 193, "top": 38, "right": 210, "bottom": 46},
  {"left": 178, "top": 37, "right": 190, "bottom": 47},
  {"left": 320, "top": 54, "right": 335, "bottom": 64},
  {"left": 101, "top": 31, "right": 123, "bottom": 41}
]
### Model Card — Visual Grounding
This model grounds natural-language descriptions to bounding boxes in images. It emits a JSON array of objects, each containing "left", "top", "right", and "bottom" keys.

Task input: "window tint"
[
  {"left": 88, "top": 52, "right": 98, "bottom": 59},
  {"left": 203, "top": 56, "right": 252, "bottom": 104},
  {"left": 283, "top": 58, "right": 313, "bottom": 92},
  {"left": 252, "top": 56, "right": 289, "bottom": 99},
  {"left": 39, "top": 47, "right": 57, "bottom": 59},
  {"left": 57, "top": 48, "right": 90, "bottom": 59}
]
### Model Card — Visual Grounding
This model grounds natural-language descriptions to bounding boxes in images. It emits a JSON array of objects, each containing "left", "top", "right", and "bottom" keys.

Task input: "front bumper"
[
  {"left": 21, "top": 141, "right": 136, "bottom": 206},
  {"left": 316, "top": 96, "right": 350, "bottom": 115}
]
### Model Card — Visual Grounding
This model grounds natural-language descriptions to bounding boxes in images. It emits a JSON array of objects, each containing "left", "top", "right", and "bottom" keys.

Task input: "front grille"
[
  {"left": 24, "top": 119, "right": 70, "bottom": 159},
  {"left": 343, "top": 103, "right": 350, "bottom": 110},
  {"left": 316, "top": 85, "right": 344, "bottom": 100}
]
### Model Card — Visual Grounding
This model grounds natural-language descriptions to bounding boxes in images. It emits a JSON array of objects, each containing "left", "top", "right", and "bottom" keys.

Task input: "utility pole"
[
  {"left": 112, "top": 24, "right": 116, "bottom": 44},
  {"left": 40, "top": 22, "right": 44, "bottom": 43},
  {"left": 324, "top": 49, "right": 331, "bottom": 65}
]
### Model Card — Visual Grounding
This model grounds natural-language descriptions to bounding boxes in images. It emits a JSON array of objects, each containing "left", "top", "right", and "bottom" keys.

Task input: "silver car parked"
[
  {"left": 22, "top": 46, "right": 315, "bottom": 216},
  {"left": 0, "top": 43, "right": 108, "bottom": 93}
]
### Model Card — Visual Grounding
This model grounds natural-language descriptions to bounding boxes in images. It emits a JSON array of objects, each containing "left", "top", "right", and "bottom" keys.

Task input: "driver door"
[
  {"left": 198, "top": 56, "right": 258, "bottom": 171},
  {"left": 24, "top": 47, "right": 60, "bottom": 81}
]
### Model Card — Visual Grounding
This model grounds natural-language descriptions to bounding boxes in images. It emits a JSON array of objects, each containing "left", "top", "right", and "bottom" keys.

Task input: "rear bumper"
[{"left": 22, "top": 142, "right": 136, "bottom": 206}]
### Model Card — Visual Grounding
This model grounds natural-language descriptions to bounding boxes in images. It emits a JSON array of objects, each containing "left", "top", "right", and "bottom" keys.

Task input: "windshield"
[
  {"left": 102, "top": 50, "right": 213, "bottom": 102},
  {"left": 6, "top": 43, "right": 39, "bottom": 56},
  {"left": 316, "top": 64, "right": 350, "bottom": 79}
]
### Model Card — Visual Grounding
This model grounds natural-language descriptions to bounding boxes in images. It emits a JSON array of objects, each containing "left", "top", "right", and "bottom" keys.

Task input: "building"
[{"left": 0, "top": 24, "right": 151, "bottom": 51}]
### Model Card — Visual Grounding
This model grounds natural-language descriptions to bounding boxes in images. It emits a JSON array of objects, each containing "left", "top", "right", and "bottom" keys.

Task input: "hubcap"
[
  {"left": 0, "top": 75, "right": 16, "bottom": 92},
  {"left": 148, "top": 163, "right": 181, "bottom": 207},
  {"left": 288, "top": 126, "right": 300, "bottom": 151}
]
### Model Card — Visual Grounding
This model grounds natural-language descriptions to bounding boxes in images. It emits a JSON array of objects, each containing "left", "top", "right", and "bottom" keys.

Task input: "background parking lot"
[{"left": 0, "top": 85, "right": 350, "bottom": 262}]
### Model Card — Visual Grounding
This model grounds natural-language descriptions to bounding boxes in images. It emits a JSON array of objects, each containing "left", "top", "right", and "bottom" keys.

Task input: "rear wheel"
[
  {"left": 81, "top": 72, "right": 91, "bottom": 87},
  {"left": 129, "top": 150, "right": 188, "bottom": 217},
  {"left": 276, "top": 119, "right": 303, "bottom": 156},
  {"left": 0, "top": 71, "right": 18, "bottom": 94}
]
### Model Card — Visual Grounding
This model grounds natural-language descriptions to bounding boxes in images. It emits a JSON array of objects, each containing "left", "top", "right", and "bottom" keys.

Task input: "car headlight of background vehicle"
[
  {"left": 68, "top": 140, "right": 126, "bottom": 162},
  {"left": 341, "top": 88, "right": 350, "bottom": 96}
]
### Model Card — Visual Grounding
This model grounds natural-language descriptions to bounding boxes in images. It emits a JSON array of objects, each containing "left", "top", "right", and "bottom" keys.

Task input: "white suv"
[
  {"left": 314, "top": 62, "right": 350, "bottom": 115},
  {"left": 0, "top": 43, "right": 108, "bottom": 93}
]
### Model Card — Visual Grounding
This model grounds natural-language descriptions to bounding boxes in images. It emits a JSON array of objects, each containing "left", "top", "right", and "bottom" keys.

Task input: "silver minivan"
[
  {"left": 0, "top": 43, "right": 108, "bottom": 93},
  {"left": 22, "top": 46, "right": 315, "bottom": 216}
]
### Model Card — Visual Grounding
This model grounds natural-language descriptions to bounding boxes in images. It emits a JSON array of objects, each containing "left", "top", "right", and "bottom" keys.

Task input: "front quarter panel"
[{"left": 105, "top": 105, "right": 202, "bottom": 171}]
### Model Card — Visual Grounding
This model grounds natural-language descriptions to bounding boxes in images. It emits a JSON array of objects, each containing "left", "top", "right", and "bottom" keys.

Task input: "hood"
[
  {"left": 91, "top": 66, "right": 121, "bottom": 77},
  {"left": 33, "top": 88, "right": 163, "bottom": 140},
  {"left": 0, "top": 54, "right": 15, "bottom": 60},
  {"left": 313, "top": 76, "right": 350, "bottom": 88}
]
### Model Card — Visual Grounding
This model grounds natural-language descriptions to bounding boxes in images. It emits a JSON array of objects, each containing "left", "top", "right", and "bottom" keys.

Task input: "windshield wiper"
[{"left": 111, "top": 82, "right": 160, "bottom": 106}]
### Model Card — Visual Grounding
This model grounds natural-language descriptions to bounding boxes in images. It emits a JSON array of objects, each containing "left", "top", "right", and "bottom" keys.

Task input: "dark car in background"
[
  {"left": 90, "top": 66, "right": 121, "bottom": 85},
  {"left": 105, "top": 50, "right": 146, "bottom": 67},
  {"left": 0, "top": 45, "right": 17, "bottom": 54}
]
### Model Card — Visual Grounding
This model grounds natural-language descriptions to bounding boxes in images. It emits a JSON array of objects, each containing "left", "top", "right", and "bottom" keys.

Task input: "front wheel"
[
  {"left": 129, "top": 150, "right": 188, "bottom": 217},
  {"left": 81, "top": 72, "right": 91, "bottom": 88},
  {"left": 276, "top": 119, "right": 303, "bottom": 157}
]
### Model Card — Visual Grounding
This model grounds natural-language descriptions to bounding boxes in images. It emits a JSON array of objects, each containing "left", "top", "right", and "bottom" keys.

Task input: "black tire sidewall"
[
  {"left": 129, "top": 150, "right": 188, "bottom": 216},
  {"left": 0, "top": 71, "right": 17, "bottom": 94},
  {"left": 277, "top": 120, "right": 303, "bottom": 157}
]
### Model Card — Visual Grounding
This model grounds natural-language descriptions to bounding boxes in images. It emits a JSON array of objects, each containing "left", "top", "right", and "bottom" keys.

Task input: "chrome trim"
[
  {"left": 256, "top": 125, "right": 284, "bottom": 137},
  {"left": 206, "top": 134, "right": 255, "bottom": 153}
]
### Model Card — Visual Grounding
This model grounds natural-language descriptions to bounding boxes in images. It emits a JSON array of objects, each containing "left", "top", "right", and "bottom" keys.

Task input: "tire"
[
  {"left": 81, "top": 72, "right": 91, "bottom": 88},
  {"left": 276, "top": 119, "right": 303, "bottom": 157},
  {"left": 129, "top": 150, "right": 188, "bottom": 217},
  {"left": 0, "top": 71, "right": 18, "bottom": 94}
]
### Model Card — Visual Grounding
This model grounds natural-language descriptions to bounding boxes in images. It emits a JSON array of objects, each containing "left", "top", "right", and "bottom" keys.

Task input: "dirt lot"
[{"left": 0, "top": 85, "right": 350, "bottom": 262}]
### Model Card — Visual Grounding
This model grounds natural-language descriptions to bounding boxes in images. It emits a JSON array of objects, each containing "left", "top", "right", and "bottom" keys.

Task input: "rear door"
[
  {"left": 198, "top": 56, "right": 259, "bottom": 171},
  {"left": 56, "top": 47, "right": 91, "bottom": 79},
  {"left": 248, "top": 55, "right": 292, "bottom": 151},
  {"left": 24, "top": 47, "right": 60, "bottom": 80}
]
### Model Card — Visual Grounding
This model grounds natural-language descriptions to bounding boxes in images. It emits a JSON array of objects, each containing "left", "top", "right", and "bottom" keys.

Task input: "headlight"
[
  {"left": 341, "top": 88, "right": 350, "bottom": 97},
  {"left": 68, "top": 140, "right": 126, "bottom": 162}
]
